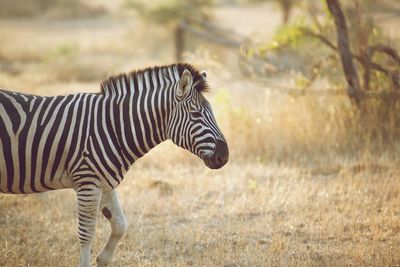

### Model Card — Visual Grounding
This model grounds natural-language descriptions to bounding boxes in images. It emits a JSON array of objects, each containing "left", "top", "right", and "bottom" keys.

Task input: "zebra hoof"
[{"left": 96, "top": 255, "right": 110, "bottom": 267}]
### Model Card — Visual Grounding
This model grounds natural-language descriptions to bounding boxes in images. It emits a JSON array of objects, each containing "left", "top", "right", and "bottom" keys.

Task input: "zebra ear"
[
  {"left": 200, "top": 71, "right": 207, "bottom": 79},
  {"left": 178, "top": 69, "right": 193, "bottom": 97}
]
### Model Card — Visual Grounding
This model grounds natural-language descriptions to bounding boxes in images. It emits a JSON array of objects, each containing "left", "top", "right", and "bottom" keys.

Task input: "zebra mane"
[{"left": 100, "top": 63, "right": 209, "bottom": 95}]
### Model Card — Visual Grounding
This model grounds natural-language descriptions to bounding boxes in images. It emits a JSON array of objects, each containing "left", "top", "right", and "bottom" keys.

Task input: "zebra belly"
[
  {"left": 0, "top": 161, "right": 74, "bottom": 194},
  {"left": 0, "top": 134, "right": 75, "bottom": 194},
  {"left": 0, "top": 176, "right": 73, "bottom": 194}
]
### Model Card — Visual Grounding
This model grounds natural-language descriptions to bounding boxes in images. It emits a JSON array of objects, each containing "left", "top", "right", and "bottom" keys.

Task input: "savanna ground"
[{"left": 0, "top": 1, "right": 400, "bottom": 266}]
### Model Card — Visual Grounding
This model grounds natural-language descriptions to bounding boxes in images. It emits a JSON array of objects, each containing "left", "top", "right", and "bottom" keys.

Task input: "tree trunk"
[
  {"left": 326, "top": 0, "right": 362, "bottom": 103},
  {"left": 279, "top": 0, "right": 293, "bottom": 24},
  {"left": 175, "top": 22, "right": 184, "bottom": 62}
]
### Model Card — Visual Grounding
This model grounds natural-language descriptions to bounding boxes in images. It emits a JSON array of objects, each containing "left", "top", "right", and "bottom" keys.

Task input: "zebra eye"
[{"left": 190, "top": 110, "right": 202, "bottom": 118}]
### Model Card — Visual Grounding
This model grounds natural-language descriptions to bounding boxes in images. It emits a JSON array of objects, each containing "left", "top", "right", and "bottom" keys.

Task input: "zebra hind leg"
[
  {"left": 96, "top": 189, "right": 127, "bottom": 267},
  {"left": 76, "top": 185, "right": 102, "bottom": 267}
]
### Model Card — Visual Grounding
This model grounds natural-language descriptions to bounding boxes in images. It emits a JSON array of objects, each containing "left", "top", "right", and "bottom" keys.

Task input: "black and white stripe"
[{"left": 0, "top": 63, "right": 229, "bottom": 267}]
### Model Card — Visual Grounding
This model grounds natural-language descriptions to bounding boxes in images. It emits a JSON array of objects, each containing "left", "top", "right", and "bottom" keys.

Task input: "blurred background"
[{"left": 0, "top": 0, "right": 400, "bottom": 266}]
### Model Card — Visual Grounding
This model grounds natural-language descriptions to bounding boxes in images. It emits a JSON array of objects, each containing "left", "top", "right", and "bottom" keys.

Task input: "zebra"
[{"left": 0, "top": 63, "right": 229, "bottom": 267}]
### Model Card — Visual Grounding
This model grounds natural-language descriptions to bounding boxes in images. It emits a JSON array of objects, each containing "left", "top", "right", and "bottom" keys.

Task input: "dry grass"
[
  {"left": 1, "top": 159, "right": 400, "bottom": 266},
  {"left": 1, "top": 1, "right": 400, "bottom": 266}
]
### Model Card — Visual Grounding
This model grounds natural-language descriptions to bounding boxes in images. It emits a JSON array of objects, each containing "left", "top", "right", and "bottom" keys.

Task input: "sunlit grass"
[{"left": 1, "top": 160, "right": 399, "bottom": 266}]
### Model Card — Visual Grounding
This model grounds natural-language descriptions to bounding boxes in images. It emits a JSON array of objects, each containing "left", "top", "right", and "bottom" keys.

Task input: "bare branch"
[
  {"left": 369, "top": 44, "right": 400, "bottom": 65},
  {"left": 307, "top": 3, "right": 324, "bottom": 32},
  {"left": 179, "top": 20, "right": 241, "bottom": 49},
  {"left": 302, "top": 29, "right": 336, "bottom": 51},
  {"left": 303, "top": 29, "right": 399, "bottom": 91}
]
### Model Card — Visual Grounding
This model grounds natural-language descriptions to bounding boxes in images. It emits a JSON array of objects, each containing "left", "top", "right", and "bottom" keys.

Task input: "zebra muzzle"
[{"left": 203, "top": 139, "right": 229, "bottom": 169}]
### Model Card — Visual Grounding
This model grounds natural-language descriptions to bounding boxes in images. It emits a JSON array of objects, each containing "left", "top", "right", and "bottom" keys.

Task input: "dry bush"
[
  {"left": 179, "top": 44, "right": 400, "bottom": 166},
  {"left": 0, "top": 0, "right": 105, "bottom": 18},
  {"left": 236, "top": 0, "right": 400, "bottom": 164},
  {"left": 45, "top": 57, "right": 110, "bottom": 83},
  {"left": 0, "top": 0, "right": 52, "bottom": 17},
  {"left": 212, "top": 89, "right": 400, "bottom": 165}
]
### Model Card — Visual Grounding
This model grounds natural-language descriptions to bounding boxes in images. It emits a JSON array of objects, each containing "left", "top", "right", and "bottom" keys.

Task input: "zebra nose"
[{"left": 212, "top": 139, "right": 229, "bottom": 168}]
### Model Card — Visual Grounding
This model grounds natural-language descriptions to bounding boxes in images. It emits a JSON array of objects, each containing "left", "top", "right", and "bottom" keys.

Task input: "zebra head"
[{"left": 167, "top": 66, "right": 229, "bottom": 169}]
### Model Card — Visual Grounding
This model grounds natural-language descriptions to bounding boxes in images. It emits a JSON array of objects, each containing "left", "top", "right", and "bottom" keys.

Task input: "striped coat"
[{"left": 0, "top": 63, "right": 229, "bottom": 267}]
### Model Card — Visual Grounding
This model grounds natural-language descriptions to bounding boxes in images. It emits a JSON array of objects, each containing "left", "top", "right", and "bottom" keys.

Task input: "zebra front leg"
[
  {"left": 76, "top": 185, "right": 102, "bottom": 267},
  {"left": 96, "top": 189, "right": 127, "bottom": 267}
]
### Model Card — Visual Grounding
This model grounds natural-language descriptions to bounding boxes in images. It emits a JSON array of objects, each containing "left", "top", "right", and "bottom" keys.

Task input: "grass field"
[
  {"left": 0, "top": 1, "right": 400, "bottom": 266},
  {"left": 1, "top": 158, "right": 400, "bottom": 266}
]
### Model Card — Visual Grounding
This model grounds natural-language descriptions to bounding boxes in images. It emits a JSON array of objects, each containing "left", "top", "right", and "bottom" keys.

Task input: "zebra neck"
[
  {"left": 98, "top": 65, "right": 181, "bottom": 164},
  {"left": 92, "top": 96, "right": 164, "bottom": 168},
  {"left": 103, "top": 90, "right": 176, "bottom": 164}
]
